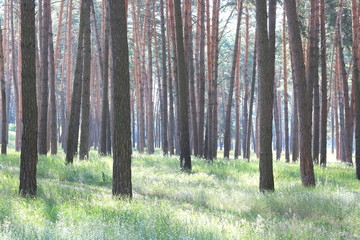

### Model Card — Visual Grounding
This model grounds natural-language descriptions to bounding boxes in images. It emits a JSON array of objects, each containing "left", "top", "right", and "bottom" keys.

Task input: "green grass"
[{"left": 0, "top": 148, "right": 359, "bottom": 239}]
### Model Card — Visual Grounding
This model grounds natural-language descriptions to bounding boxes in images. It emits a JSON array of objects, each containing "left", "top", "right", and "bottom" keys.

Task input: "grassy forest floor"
[{"left": 0, "top": 133, "right": 359, "bottom": 239}]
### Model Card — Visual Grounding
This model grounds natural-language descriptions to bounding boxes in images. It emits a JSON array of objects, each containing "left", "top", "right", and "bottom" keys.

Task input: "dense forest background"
[{"left": 0, "top": 0, "right": 359, "bottom": 197}]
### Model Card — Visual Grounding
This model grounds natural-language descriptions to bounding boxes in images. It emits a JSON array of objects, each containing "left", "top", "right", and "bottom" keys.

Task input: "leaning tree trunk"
[
  {"left": 245, "top": 42, "right": 257, "bottom": 160},
  {"left": 19, "top": 0, "right": 38, "bottom": 197},
  {"left": 223, "top": 0, "right": 243, "bottom": 159},
  {"left": 285, "top": 0, "right": 316, "bottom": 187},
  {"left": 66, "top": 0, "right": 86, "bottom": 164}
]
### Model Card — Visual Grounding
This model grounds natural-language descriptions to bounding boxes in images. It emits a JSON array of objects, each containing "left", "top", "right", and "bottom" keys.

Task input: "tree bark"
[
  {"left": 197, "top": 0, "right": 206, "bottom": 157},
  {"left": 48, "top": 11, "right": 57, "bottom": 155},
  {"left": 223, "top": 0, "right": 243, "bottom": 159},
  {"left": 145, "top": 0, "right": 154, "bottom": 154},
  {"left": 285, "top": 0, "right": 316, "bottom": 187},
  {"left": 184, "top": 0, "right": 198, "bottom": 156},
  {"left": 79, "top": 0, "right": 91, "bottom": 160},
  {"left": 19, "top": 0, "right": 38, "bottom": 197},
  {"left": 160, "top": 0, "right": 168, "bottom": 155},
  {"left": 352, "top": 0, "right": 360, "bottom": 179},
  {"left": 10, "top": 0, "right": 21, "bottom": 152},
  {"left": 242, "top": 7, "right": 249, "bottom": 157},
  {"left": 38, "top": 0, "right": 50, "bottom": 155},
  {"left": 336, "top": 0, "right": 352, "bottom": 164},
  {"left": 320, "top": 0, "right": 327, "bottom": 166},
  {"left": 66, "top": 0, "right": 86, "bottom": 164},
  {"left": 257, "top": 0, "right": 275, "bottom": 191},
  {"left": 109, "top": 0, "right": 132, "bottom": 197},
  {"left": 0, "top": 28, "right": 7, "bottom": 154},
  {"left": 99, "top": 0, "right": 110, "bottom": 155},
  {"left": 283, "top": 9, "right": 290, "bottom": 163},
  {"left": 174, "top": 0, "right": 191, "bottom": 170},
  {"left": 245, "top": 42, "right": 257, "bottom": 160},
  {"left": 64, "top": 0, "right": 73, "bottom": 153},
  {"left": 306, "top": 0, "right": 320, "bottom": 164}
]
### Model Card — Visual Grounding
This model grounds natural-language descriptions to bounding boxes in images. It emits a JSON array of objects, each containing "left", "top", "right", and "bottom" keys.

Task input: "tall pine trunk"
[
  {"left": 66, "top": 0, "right": 86, "bottom": 164},
  {"left": 285, "top": 0, "right": 316, "bottom": 186},
  {"left": 79, "top": 0, "right": 91, "bottom": 160},
  {"left": 0, "top": 28, "right": 7, "bottom": 154},
  {"left": 257, "top": 0, "right": 275, "bottom": 191},
  {"left": 160, "top": 0, "right": 168, "bottom": 155},
  {"left": 174, "top": 0, "right": 191, "bottom": 170},
  {"left": 109, "top": 0, "right": 132, "bottom": 198},
  {"left": 38, "top": 0, "right": 50, "bottom": 155},
  {"left": 320, "top": 0, "right": 327, "bottom": 166},
  {"left": 48, "top": 12, "right": 57, "bottom": 155},
  {"left": 19, "top": 0, "right": 38, "bottom": 197},
  {"left": 283, "top": 9, "right": 290, "bottom": 163},
  {"left": 223, "top": 0, "right": 243, "bottom": 159}
]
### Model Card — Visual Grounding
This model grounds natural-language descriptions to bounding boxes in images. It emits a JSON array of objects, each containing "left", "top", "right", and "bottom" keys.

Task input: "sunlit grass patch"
[{"left": 0, "top": 150, "right": 359, "bottom": 239}]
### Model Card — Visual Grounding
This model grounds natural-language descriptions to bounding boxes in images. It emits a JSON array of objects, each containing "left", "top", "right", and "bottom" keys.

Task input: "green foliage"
[{"left": 0, "top": 152, "right": 359, "bottom": 239}]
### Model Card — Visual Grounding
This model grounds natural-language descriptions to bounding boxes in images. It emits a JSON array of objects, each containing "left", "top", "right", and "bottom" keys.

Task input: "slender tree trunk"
[
  {"left": 234, "top": 20, "right": 242, "bottom": 159},
  {"left": 109, "top": 0, "right": 132, "bottom": 198},
  {"left": 66, "top": 0, "right": 86, "bottom": 164},
  {"left": 197, "top": 0, "right": 206, "bottom": 157},
  {"left": 38, "top": 0, "right": 50, "bottom": 155},
  {"left": 334, "top": 56, "right": 340, "bottom": 160},
  {"left": 336, "top": 0, "right": 352, "bottom": 164},
  {"left": 10, "top": 0, "right": 21, "bottom": 152},
  {"left": 64, "top": 0, "right": 73, "bottom": 153},
  {"left": 17, "top": 1, "right": 23, "bottom": 153},
  {"left": 273, "top": 81, "right": 281, "bottom": 160},
  {"left": 48, "top": 12, "right": 57, "bottom": 155},
  {"left": 211, "top": 0, "right": 220, "bottom": 159},
  {"left": 19, "top": 0, "right": 38, "bottom": 197},
  {"left": 320, "top": 0, "right": 327, "bottom": 166},
  {"left": 0, "top": 28, "right": 7, "bottom": 154},
  {"left": 165, "top": 1, "right": 175, "bottom": 155},
  {"left": 306, "top": 0, "right": 320, "bottom": 164},
  {"left": 184, "top": 0, "right": 198, "bottom": 156},
  {"left": 79, "top": 0, "right": 91, "bottom": 160},
  {"left": 257, "top": 0, "right": 275, "bottom": 191},
  {"left": 350, "top": 0, "right": 360, "bottom": 179},
  {"left": 174, "top": 0, "right": 191, "bottom": 170},
  {"left": 245, "top": 42, "right": 257, "bottom": 160},
  {"left": 285, "top": 0, "right": 316, "bottom": 186},
  {"left": 283, "top": 9, "right": 290, "bottom": 163},
  {"left": 99, "top": 2, "right": 110, "bottom": 155},
  {"left": 159, "top": 0, "right": 168, "bottom": 155},
  {"left": 242, "top": 7, "right": 250, "bottom": 157},
  {"left": 223, "top": 0, "right": 243, "bottom": 159},
  {"left": 145, "top": 0, "right": 154, "bottom": 154},
  {"left": 169, "top": 0, "right": 181, "bottom": 155}
]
